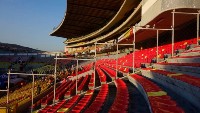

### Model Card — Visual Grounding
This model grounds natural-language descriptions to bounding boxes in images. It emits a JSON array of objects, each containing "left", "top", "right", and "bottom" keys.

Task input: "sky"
[{"left": 0, "top": 0, "right": 66, "bottom": 52}]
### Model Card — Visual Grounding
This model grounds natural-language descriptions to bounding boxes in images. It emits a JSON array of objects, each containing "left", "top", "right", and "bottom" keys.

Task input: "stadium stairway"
[
  {"left": 177, "top": 45, "right": 200, "bottom": 57},
  {"left": 167, "top": 55, "right": 200, "bottom": 63},
  {"left": 123, "top": 78, "right": 150, "bottom": 113},
  {"left": 167, "top": 45, "right": 200, "bottom": 63},
  {"left": 141, "top": 68, "right": 200, "bottom": 111},
  {"left": 94, "top": 64, "right": 151, "bottom": 113},
  {"left": 152, "top": 63, "right": 200, "bottom": 78},
  {"left": 140, "top": 44, "right": 200, "bottom": 111},
  {"left": 128, "top": 74, "right": 185, "bottom": 113}
]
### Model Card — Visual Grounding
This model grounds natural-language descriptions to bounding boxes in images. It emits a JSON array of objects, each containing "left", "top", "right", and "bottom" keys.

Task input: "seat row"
[
  {"left": 55, "top": 81, "right": 74, "bottom": 101},
  {"left": 109, "top": 79, "right": 129, "bottom": 113},
  {"left": 88, "top": 73, "right": 94, "bottom": 89},
  {"left": 39, "top": 95, "right": 80, "bottom": 113},
  {"left": 56, "top": 95, "right": 80, "bottom": 113},
  {"left": 69, "top": 90, "right": 93, "bottom": 113},
  {"left": 105, "top": 63, "right": 129, "bottom": 74},
  {"left": 65, "top": 77, "right": 84, "bottom": 98},
  {"left": 41, "top": 77, "right": 84, "bottom": 107},
  {"left": 38, "top": 99, "right": 66, "bottom": 113},
  {"left": 0, "top": 78, "right": 49, "bottom": 108},
  {"left": 96, "top": 66, "right": 107, "bottom": 84},
  {"left": 37, "top": 74, "right": 93, "bottom": 112},
  {"left": 41, "top": 81, "right": 69, "bottom": 107},
  {"left": 84, "top": 84, "right": 108, "bottom": 113},
  {"left": 38, "top": 80, "right": 85, "bottom": 112},
  {"left": 77, "top": 75, "right": 89, "bottom": 93},
  {"left": 99, "top": 65, "right": 116, "bottom": 80},
  {"left": 117, "top": 37, "right": 197, "bottom": 67}
]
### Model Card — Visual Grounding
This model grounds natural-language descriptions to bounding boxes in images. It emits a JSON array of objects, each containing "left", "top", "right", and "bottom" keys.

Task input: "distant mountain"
[{"left": 0, "top": 42, "right": 44, "bottom": 53}]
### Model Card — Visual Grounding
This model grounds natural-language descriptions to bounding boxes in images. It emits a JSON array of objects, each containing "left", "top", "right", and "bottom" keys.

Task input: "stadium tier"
[{"left": 1, "top": 0, "right": 200, "bottom": 113}]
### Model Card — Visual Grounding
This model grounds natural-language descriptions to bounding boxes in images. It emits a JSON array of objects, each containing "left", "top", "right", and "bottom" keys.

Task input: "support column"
[
  {"left": 94, "top": 42, "right": 97, "bottom": 89},
  {"left": 133, "top": 26, "right": 136, "bottom": 74},
  {"left": 116, "top": 44, "right": 118, "bottom": 79},
  {"left": 172, "top": 10, "right": 175, "bottom": 57},
  {"left": 156, "top": 30, "right": 159, "bottom": 63},
  {"left": 53, "top": 55, "right": 57, "bottom": 105},
  {"left": 31, "top": 71, "right": 35, "bottom": 113},
  {"left": 197, "top": 13, "right": 199, "bottom": 45},
  {"left": 7, "top": 69, "right": 10, "bottom": 113},
  {"left": 76, "top": 60, "right": 78, "bottom": 95}
]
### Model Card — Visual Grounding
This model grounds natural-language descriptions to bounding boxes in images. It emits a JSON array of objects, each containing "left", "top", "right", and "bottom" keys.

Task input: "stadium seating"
[
  {"left": 38, "top": 99, "right": 66, "bottom": 113},
  {"left": 56, "top": 95, "right": 80, "bottom": 113},
  {"left": 153, "top": 62, "right": 200, "bottom": 77},
  {"left": 99, "top": 65, "right": 116, "bottom": 80},
  {"left": 0, "top": 78, "right": 51, "bottom": 113},
  {"left": 2, "top": 37, "right": 200, "bottom": 112},
  {"left": 77, "top": 75, "right": 89, "bottom": 93},
  {"left": 96, "top": 66, "right": 107, "bottom": 84},
  {"left": 38, "top": 74, "right": 92, "bottom": 112},
  {"left": 69, "top": 90, "right": 93, "bottom": 113},
  {"left": 84, "top": 84, "right": 108, "bottom": 113},
  {"left": 128, "top": 74, "right": 184, "bottom": 113},
  {"left": 55, "top": 81, "right": 73, "bottom": 101},
  {"left": 41, "top": 81, "right": 67, "bottom": 107},
  {"left": 64, "top": 77, "right": 83, "bottom": 98},
  {"left": 109, "top": 79, "right": 129, "bottom": 113}
]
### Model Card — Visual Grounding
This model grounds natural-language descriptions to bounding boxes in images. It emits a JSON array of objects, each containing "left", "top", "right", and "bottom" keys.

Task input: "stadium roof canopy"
[{"left": 51, "top": 0, "right": 124, "bottom": 39}]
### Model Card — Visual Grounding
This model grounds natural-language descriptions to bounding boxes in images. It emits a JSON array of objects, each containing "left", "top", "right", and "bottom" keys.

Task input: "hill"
[{"left": 0, "top": 42, "right": 44, "bottom": 53}]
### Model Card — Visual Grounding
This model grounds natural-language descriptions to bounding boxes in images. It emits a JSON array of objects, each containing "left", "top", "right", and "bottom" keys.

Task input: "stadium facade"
[{"left": 51, "top": 0, "right": 200, "bottom": 55}]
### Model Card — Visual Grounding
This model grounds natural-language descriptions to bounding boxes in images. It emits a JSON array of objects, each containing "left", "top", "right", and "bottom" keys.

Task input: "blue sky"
[{"left": 0, "top": 0, "right": 66, "bottom": 52}]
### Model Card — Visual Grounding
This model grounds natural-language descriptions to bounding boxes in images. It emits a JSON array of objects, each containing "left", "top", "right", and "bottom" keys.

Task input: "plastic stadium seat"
[
  {"left": 108, "top": 79, "right": 129, "bottom": 113},
  {"left": 84, "top": 84, "right": 108, "bottom": 113}
]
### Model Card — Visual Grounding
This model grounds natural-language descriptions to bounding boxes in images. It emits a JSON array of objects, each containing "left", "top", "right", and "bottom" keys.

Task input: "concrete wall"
[{"left": 141, "top": 0, "right": 200, "bottom": 26}]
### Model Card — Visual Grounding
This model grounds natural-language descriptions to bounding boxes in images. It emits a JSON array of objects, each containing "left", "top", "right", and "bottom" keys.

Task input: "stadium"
[{"left": 1, "top": 0, "right": 200, "bottom": 113}]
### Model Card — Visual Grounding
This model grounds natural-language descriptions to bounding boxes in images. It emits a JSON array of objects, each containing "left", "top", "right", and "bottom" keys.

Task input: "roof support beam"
[
  {"left": 63, "top": 24, "right": 95, "bottom": 30},
  {"left": 68, "top": 2, "right": 118, "bottom": 12},
  {"left": 67, "top": 12, "right": 109, "bottom": 20},
  {"left": 66, "top": 19, "right": 102, "bottom": 26}
]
